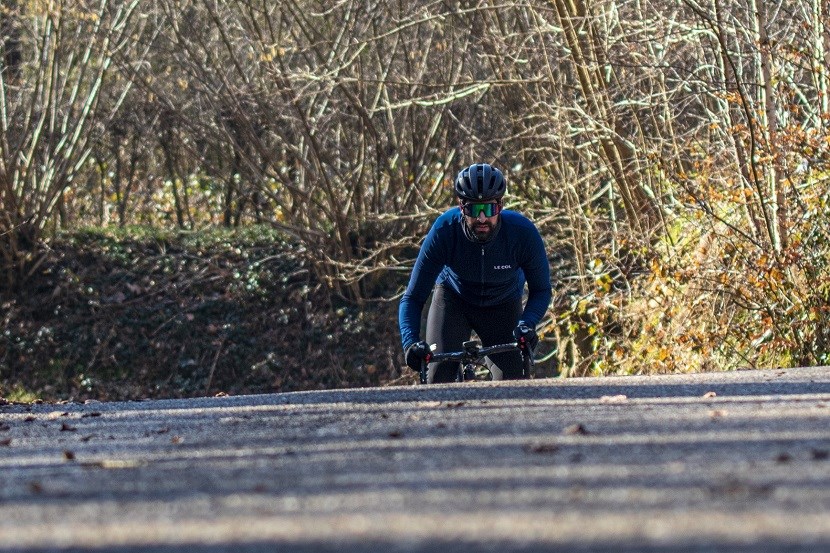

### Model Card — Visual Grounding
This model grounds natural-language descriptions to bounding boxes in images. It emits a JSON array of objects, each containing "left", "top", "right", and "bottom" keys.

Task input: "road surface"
[{"left": 1, "top": 366, "right": 829, "bottom": 552}]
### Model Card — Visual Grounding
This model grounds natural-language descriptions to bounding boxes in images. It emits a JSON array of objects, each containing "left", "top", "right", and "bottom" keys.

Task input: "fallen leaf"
[
  {"left": 811, "top": 449, "right": 829, "bottom": 461},
  {"left": 564, "top": 423, "right": 590, "bottom": 435},
  {"left": 711, "top": 480, "right": 773, "bottom": 499},
  {"left": 171, "top": 436, "right": 183, "bottom": 444},
  {"left": 525, "top": 442, "right": 559, "bottom": 454},
  {"left": 0, "top": 438, "right": 11, "bottom": 446},
  {"left": 81, "top": 459, "right": 144, "bottom": 469},
  {"left": 599, "top": 394, "right": 628, "bottom": 404},
  {"left": 388, "top": 430, "right": 403, "bottom": 438},
  {"left": 703, "top": 391, "right": 717, "bottom": 398},
  {"left": 81, "top": 412, "right": 102, "bottom": 418},
  {"left": 63, "top": 450, "right": 76, "bottom": 461}
]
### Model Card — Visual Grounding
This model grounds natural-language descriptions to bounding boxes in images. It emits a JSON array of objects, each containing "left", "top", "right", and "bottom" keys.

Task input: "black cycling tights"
[{"left": 425, "top": 285, "right": 524, "bottom": 383}]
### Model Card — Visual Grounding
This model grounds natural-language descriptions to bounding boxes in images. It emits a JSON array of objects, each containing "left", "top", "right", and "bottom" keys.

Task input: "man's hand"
[
  {"left": 404, "top": 341, "right": 431, "bottom": 371},
  {"left": 513, "top": 323, "right": 538, "bottom": 351}
]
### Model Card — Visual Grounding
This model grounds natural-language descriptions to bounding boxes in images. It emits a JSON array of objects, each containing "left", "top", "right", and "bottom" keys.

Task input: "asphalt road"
[{"left": 1, "top": 366, "right": 829, "bottom": 552}]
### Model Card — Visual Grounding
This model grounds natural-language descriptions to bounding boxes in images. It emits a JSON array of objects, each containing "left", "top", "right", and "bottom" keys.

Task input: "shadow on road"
[
  {"left": 1, "top": 369, "right": 828, "bottom": 553},
  {"left": 81, "top": 371, "right": 828, "bottom": 413},
  {"left": 252, "top": 377, "right": 830, "bottom": 406},
  {"left": 4, "top": 539, "right": 828, "bottom": 553}
]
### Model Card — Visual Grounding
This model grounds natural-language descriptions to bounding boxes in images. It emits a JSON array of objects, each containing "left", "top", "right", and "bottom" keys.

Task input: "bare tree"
[
  {"left": 0, "top": 0, "right": 146, "bottom": 290},
  {"left": 6, "top": 0, "right": 830, "bottom": 374}
]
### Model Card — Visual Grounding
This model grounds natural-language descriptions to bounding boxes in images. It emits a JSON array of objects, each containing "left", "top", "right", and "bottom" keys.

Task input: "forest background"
[{"left": 3, "top": 0, "right": 830, "bottom": 401}]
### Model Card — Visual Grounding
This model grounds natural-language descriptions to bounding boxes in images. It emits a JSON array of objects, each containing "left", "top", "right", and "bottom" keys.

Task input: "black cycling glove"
[
  {"left": 404, "top": 341, "right": 431, "bottom": 371},
  {"left": 513, "top": 323, "right": 538, "bottom": 351}
]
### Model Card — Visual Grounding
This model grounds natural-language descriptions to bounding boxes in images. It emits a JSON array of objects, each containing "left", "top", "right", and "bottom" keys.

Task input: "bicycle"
[{"left": 419, "top": 339, "right": 534, "bottom": 384}]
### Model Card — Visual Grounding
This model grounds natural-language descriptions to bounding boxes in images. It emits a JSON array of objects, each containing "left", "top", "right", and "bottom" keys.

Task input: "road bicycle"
[{"left": 419, "top": 339, "right": 534, "bottom": 384}]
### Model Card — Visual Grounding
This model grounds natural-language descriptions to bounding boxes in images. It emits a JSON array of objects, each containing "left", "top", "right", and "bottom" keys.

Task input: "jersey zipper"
[{"left": 480, "top": 245, "right": 486, "bottom": 304}]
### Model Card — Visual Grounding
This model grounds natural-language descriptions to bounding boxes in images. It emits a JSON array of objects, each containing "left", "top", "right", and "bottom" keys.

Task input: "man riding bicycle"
[{"left": 399, "top": 163, "right": 552, "bottom": 383}]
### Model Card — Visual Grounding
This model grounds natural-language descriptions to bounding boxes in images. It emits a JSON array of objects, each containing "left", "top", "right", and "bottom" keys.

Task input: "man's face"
[{"left": 460, "top": 200, "right": 501, "bottom": 241}]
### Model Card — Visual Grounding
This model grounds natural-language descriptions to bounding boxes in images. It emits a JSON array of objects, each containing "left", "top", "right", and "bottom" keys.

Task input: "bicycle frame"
[{"left": 419, "top": 340, "right": 534, "bottom": 384}]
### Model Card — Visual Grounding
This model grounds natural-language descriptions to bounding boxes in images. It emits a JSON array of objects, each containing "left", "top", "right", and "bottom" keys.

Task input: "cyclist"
[{"left": 399, "top": 163, "right": 552, "bottom": 383}]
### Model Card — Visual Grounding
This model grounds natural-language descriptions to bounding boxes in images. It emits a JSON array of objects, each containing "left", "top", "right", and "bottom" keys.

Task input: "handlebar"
[{"left": 419, "top": 340, "right": 534, "bottom": 384}]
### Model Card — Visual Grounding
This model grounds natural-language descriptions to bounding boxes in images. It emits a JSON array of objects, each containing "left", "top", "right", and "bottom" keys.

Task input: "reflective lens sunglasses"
[{"left": 461, "top": 202, "right": 501, "bottom": 218}]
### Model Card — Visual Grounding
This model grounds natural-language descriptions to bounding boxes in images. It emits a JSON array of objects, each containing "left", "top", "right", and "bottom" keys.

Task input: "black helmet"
[{"left": 454, "top": 163, "right": 506, "bottom": 201}]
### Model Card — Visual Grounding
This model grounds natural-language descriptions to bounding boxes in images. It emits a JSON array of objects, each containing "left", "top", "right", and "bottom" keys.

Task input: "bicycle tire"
[{"left": 522, "top": 350, "right": 534, "bottom": 379}]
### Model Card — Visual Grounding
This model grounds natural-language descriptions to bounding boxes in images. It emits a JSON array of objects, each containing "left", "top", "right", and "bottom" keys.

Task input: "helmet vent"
[{"left": 454, "top": 163, "right": 505, "bottom": 201}]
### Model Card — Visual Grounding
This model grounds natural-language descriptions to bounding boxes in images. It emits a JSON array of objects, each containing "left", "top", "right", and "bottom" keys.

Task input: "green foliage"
[{"left": 1, "top": 385, "right": 40, "bottom": 404}]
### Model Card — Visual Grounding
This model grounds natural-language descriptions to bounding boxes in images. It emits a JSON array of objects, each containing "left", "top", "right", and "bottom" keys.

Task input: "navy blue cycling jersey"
[{"left": 399, "top": 207, "right": 552, "bottom": 350}]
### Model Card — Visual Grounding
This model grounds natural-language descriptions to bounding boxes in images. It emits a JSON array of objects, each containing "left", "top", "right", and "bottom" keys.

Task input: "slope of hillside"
[{"left": 1, "top": 227, "right": 408, "bottom": 402}]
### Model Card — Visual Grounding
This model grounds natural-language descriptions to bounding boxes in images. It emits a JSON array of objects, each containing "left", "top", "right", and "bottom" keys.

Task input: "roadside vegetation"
[
  {"left": 2, "top": 226, "right": 407, "bottom": 401},
  {"left": 3, "top": 0, "right": 830, "bottom": 400}
]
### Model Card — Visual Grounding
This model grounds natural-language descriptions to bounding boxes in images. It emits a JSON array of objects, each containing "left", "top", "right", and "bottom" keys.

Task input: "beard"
[{"left": 468, "top": 219, "right": 495, "bottom": 241}]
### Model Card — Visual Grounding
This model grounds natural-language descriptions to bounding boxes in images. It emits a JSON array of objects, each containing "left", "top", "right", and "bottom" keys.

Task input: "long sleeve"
[
  {"left": 398, "top": 221, "right": 447, "bottom": 350},
  {"left": 519, "top": 224, "right": 552, "bottom": 328}
]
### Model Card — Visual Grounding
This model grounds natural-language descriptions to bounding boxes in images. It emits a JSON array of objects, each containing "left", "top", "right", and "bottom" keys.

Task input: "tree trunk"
[{"left": 549, "top": 0, "right": 661, "bottom": 238}]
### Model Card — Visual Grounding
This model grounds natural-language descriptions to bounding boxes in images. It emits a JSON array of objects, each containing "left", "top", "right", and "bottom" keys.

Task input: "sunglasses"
[{"left": 461, "top": 202, "right": 501, "bottom": 218}]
